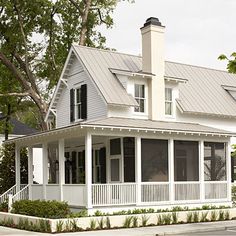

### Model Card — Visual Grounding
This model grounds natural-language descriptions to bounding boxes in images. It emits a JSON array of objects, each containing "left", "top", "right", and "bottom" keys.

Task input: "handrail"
[
  {"left": 12, "top": 184, "right": 29, "bottom": 203},
  {"left": 0, "top": 185, "right": 16, "bottom": 203}
]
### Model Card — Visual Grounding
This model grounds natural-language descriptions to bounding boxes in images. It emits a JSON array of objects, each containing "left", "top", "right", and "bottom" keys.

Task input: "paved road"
[
  {"left": 178, "top": 227, "right": 236, "bottom": 235},
  {"left": 1, "top": 221, "right": 236, "bottom": 236}
]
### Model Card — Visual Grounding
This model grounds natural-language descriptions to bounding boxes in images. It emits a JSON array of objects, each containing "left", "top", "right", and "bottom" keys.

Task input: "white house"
[{"left": 2, "top": 17, "right": 236, "bottom": 212}]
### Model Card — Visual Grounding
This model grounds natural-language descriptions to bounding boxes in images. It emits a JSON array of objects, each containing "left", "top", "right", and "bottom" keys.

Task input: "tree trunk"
[{"left": 4, "top": 103, "right": 11, "bottom": 140}]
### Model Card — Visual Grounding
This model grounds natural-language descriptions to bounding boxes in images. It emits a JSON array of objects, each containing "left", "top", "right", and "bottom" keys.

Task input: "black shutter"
[
  {"left": 99, "top": 147, "right": 106, "bottom": 183},
  {"left": 71, "top": 151, "right": 77, "bottom": 184},
  {"left": 81, "top": 84, "right": 87, "bottom": 119},
  {"left": 232, "top": 155, "right": 234, "bottom": 183},
  {"left": 70, "top": 89, "right": 75, "bottom": 122}
]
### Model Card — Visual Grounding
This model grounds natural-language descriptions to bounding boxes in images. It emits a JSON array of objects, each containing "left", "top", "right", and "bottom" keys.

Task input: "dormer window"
[
  {"left": 165, "top": 88, "right": 173, "bottom": 116},
  {"left": 134, "top": 84, "right": 145, "bottom": 113}
]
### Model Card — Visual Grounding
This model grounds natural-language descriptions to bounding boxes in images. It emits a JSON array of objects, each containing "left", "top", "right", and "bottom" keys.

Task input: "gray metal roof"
[
  {"left": 83, "top": 117, "right": 234, "bottom": 136},
  {"left": 73, "top": 45, "right": 236, "bottom": 117},
  {"left": 165, "top": 62, "right": 236, "bottom": 117},
  {"left": 73, "top": 45, "right": 139, "bottom": 107}
]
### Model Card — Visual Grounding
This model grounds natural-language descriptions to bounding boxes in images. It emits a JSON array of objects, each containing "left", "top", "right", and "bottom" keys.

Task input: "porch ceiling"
[{"left": 4, "top": 117, "right": 235, "bottom": 147}]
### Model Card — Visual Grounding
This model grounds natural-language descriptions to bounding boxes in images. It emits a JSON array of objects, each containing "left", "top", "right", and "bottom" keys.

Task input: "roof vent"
[{"left": 143, "top": 17, "right": 162, "bottom": 27}]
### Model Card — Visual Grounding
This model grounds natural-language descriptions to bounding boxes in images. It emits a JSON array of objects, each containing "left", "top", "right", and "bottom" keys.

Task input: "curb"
[{"left": 156, "top": 226, "right": 227, "bottom": 235}]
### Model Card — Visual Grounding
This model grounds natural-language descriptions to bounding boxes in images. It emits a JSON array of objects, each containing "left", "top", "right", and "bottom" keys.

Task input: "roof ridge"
[
  {"left": 73, "top": 44, "right": 233, "bottom": 74},
  {"left": 72, "top": 44, "right": 142, "bottom": 59}
]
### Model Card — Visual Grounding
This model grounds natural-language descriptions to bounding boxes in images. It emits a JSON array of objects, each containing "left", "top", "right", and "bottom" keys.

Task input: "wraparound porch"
[{"left": 6, "top": 120, "right": 232, "bottom": 210}]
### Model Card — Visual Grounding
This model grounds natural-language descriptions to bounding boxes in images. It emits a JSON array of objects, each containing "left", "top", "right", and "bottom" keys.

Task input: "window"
[
  {"left": 165, "top": 88, "right": 173, "bottom": 115},
  {"left": 141, "top": 139, "right": 168, "bottom": 182},
  {"left": 204, "top": 142, "right": 226, "bottom": 181},
  {"left": 76, "top": 87, "right": 82, "bottom": 120},
  {"left": 174, "top": 141, "right": 199, "bottom": 181},
  {"left": 134, "top": 84, "right": 145, "bottom": 113},
  {"left": 70, "top": 84, "right": 87, "bottom": 122}
]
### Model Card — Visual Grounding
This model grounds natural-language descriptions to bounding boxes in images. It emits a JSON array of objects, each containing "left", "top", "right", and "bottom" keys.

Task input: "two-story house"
[{"left": 3, "top": 17, "right": 236, "bottom": 213}]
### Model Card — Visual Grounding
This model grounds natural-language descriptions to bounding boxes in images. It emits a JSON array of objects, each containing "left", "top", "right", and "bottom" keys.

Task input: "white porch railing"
[
  {"left": 141, "top": 182, "right": 169, "bottom": 203},
  {"left": 0, "top": 184, "right": 27, "bottom": 203},
  {"left": 205, "top": 181, "right": 227, "bottom": 200},
  {"left": 92, "top": 183, "right": 136, "bottom": 206},
  {"left": 175, "top": 182, "right": 200, "bottom": 201},
  {"left": 12, "top": 184, "right": 29, "bottom": 203}
]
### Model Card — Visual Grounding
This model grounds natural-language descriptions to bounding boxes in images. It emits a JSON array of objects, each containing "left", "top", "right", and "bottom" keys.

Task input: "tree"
[
  {"left": 0, "top": 0, "right": 133, "bottom": 131},
  {"left": 0, "top": 144, "right": 28, "bottom": 194},
  {"left": 218, "top": 53, "right": 236, "bottom": 73}
]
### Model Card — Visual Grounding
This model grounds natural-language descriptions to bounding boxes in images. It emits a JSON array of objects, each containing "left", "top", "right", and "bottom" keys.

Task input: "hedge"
[{"left": 12, "top": 200, "right": 70, "bottom": 219}]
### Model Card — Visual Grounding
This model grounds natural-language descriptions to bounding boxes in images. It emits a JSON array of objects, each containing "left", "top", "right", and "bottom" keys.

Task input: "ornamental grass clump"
[{"left": 123, "top": 216, "right": 133, "bottom": 228}]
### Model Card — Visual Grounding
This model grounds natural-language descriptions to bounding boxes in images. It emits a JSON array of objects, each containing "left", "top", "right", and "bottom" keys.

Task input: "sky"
[{"left": 99, "top": 0, "right": 236, "bottom": 70}]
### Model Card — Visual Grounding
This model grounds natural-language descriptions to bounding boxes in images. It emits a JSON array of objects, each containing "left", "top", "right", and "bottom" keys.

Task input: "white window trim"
[
  {"left": 165, "top": 87, "right": 174, "bottom": 118},
  {"left": 74, "top": 85, "right": 83, "bottom": 122},
  {"left": 133, "top": 82, "right": 148, "bottom": 116}
]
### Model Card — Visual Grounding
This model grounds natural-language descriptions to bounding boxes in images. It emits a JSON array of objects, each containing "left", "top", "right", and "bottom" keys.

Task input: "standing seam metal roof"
[{"left": 73, "top": 45, "right": 236, "bottom": 117}]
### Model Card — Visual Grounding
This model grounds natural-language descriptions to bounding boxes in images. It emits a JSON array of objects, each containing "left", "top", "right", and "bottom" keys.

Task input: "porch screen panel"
[
  {"left": 141, "top": 139, "right": 168, "bottom": 182},
  {"left": 204, "top": 142, "right": 226, "bottom": 181},
  {"left": 174, "top": 141, "right": 199, "bottom": 181},
  {"left": 123, "top": 137, "right": 135, "bottom": 182}
]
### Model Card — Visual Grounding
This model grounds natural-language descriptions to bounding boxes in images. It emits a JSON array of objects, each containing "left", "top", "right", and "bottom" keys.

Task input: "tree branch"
[
  {"left": 89, "top": 7, "right": 109, "bottom": 24},
  {"left": 68, "top": 0, "right": 83, "bottom": 15},
  {"left": 0, "top": 92, "right": 29, "bottom": 97}
]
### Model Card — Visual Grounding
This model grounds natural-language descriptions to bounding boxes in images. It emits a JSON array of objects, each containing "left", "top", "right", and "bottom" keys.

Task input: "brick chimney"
[{"left": 141, "top": 17, "right": 165, "bottom": 120}]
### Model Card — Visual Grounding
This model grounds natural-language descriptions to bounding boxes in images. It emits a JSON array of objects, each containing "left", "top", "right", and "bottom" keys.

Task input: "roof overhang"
[
  {"left": 164, "top": 76, "right": 188, "bottom": 83},
  {"left": 109, "top": 68, "right": 155, "bottom": 78},
  {"left": 5, "top": 119, "right": 235, "bottom": 147}
]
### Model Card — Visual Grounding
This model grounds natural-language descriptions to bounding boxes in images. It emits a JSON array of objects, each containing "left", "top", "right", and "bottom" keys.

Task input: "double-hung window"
[
  {"left": 76, "top": 87, "right": 82, "bottom": 120},
  {"left": 165, "top": 88, "right": 173, "bottom": 116},
  {"left": 134, "top": 84, "right": 145, "bottom": 113}
]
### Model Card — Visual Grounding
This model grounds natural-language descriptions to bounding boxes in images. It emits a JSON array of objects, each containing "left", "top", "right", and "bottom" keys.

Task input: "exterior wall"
[
  {"left": 56, "top": 57, "right": 107, "bottom": 128},
  {"left": 176, "top": 110, "right": 236, "bottom": 147},
  {"left": 108, "top": 76, "right": 149, "bottom": 119}
]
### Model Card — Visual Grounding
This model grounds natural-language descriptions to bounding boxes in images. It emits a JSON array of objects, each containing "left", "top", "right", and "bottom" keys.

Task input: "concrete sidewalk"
[{"left": 1, "top": 220, "right": 236, "bottom": 236}]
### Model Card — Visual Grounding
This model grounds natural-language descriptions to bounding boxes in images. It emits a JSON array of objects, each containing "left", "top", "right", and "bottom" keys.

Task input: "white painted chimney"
[{"left": 141, "top": 17, "right": 165, "bottom": 120}]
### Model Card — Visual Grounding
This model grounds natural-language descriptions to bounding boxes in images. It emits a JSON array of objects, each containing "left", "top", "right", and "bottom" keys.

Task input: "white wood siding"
[{"left": 56, "top": 57, "right": 107, "bottom": 128}]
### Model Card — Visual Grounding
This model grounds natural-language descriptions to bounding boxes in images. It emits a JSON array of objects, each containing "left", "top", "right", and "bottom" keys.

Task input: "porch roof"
[{"left": 4, "top": 117, "right": 235, "bottom": 146}]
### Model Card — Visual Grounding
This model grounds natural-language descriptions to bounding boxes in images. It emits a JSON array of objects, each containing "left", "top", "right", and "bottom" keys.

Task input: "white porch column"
[
  {"left": 168, "top": 139, "right": 174, "bottom": 203},
  {"left": 28, "top": 147, "right": 33, "bottom": 200},
  {"left": 85, "top": 132, "right": 92, "bottom": 209},
  {"left": 58, "top": 139, "right": 65, "bottom": 201},
  {"left": 227, "top": 141, "right": 232, "bottom": 202},
  {"left": 42, "top": 143, "right": 48, "bottom": 200},
  {"left": 199, "top": 140, "right": 205, "bottom": 202},
  {"left": 135, "top": 137, "right": 141, "bottom": 205},
  {"left": 15, "top": 144, "right": 21, "bottom": 192}
]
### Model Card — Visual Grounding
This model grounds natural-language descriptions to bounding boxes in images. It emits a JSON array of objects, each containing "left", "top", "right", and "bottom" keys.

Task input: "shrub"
[
  {"left": 157, "top": 214, "right": 164, "bottom": 225},
  {"left": 162, "top": 214, "right": 172, "bottom": 225},
  {"left": 97, "top": 217, "right": 104, "bottom": 229},
  {"left": 187, "top": 212, "right": 193, "bottom": 223},
  {"left": 11, "top": 200, "right": 70, "bottom": 219},
  {"left": 105, "top": 217, "right": 111, "bottom": 229},
  {"left": 123, "top": 216, "right": 133, "bottom": 228},
  {"left": 218, "top": 210, "right": 225, "bottom": 221},
  {"left": 193, "top": 212, "right": 199, "bottom": 223},
  {"left": 90, "top": 219, "right": 96, "bottom": 230},
  {"left": 210, "top": 211, "right": 217, "bottom": 221},
  {"left": 132, "top": 216, "right": 138, "bottom": 227},
  {"left": 0, "top": 201, "right": 8, "bottom": 212},
  {"left": 172, "top": 212, "right": 178, "bottom": 224},
  {"left": 225, "top": 210, "right": 230, "bottom": 220},
  {"left": 200, "top": 212, "right": 208, "bottom": 222},
  {"left": 141, "top": 215, "right": 149, "bottom": 227}
]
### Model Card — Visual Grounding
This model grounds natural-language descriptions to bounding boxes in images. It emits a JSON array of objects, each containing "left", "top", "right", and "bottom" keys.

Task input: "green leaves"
[{"left": 218, "top": 52, "right": 236, "bottom": 74}]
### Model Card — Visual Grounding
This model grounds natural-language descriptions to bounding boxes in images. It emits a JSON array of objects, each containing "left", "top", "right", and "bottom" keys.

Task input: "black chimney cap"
[{"left": 143, "top": 17, "right": 163, "bottom": 27}]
